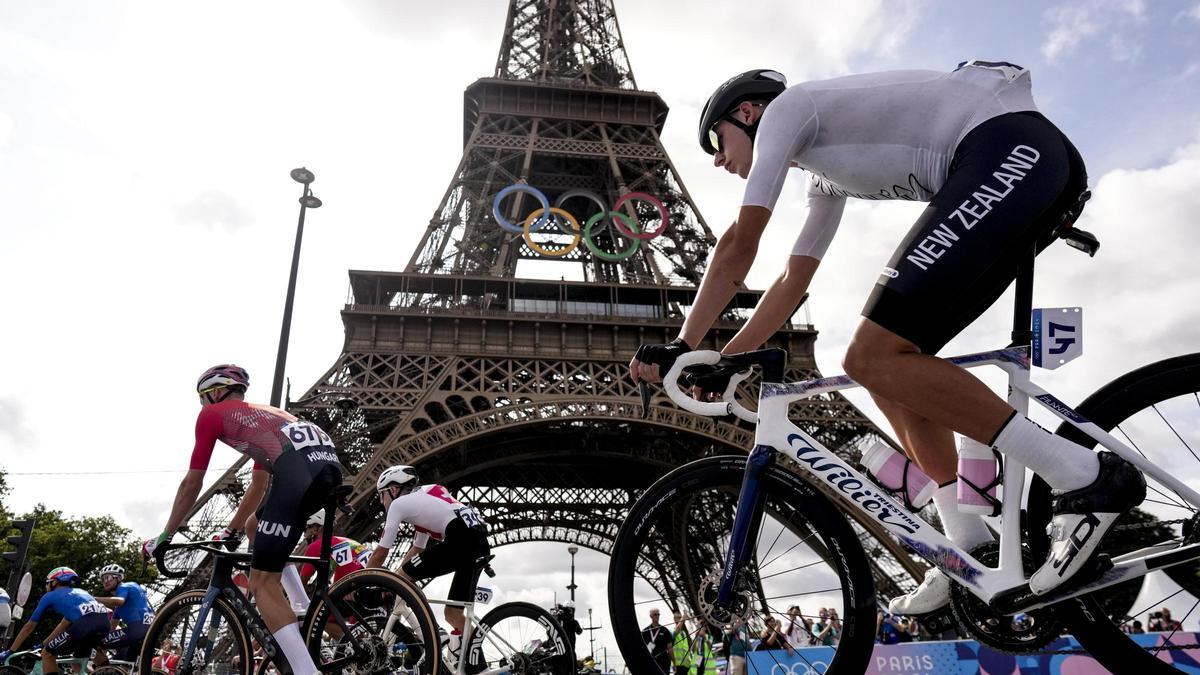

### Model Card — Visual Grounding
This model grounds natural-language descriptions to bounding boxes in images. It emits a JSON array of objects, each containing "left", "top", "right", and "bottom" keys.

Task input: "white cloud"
[
  {"left": 0, "top": 397, "right": 34, "bottom": 450},
  {"left": 175, "top": 190, "right": 253, "bottom": 231},
  {"left": 1042, "top": 0, "right": 1147, "bottom": 62}
]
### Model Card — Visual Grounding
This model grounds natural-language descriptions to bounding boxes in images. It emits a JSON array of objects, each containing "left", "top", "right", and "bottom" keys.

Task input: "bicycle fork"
[{"left": 714, "top": 446, "right": 775, "bottom": 621}]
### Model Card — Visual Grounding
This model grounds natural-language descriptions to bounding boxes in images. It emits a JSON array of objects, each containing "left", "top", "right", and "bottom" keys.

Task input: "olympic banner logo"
[{"left": 491, "top": 184, "right": 669, "bottom": 261}]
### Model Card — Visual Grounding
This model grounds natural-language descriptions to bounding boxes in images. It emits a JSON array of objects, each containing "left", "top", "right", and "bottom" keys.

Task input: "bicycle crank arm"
[{"left": 993, "top": 542, "right": 1200, "bottom": 614}]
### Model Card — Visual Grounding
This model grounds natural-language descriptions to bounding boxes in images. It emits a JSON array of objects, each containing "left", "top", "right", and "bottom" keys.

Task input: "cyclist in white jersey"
[
  {"left": 629, "top": 63, "right": 1145, "bottom": 614},
  {"left": 367, "top": 465, "right": 490, "bottom": 646}
]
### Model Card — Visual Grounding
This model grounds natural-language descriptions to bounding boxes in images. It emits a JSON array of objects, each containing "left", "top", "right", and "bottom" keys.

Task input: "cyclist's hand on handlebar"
[
  {"left": 630, "top": 338, "right": 692, "bottom": 384},
  {"left": 142, "top": 531, "right": 171, "bottom": 560},
  {"left": 212, "top": 526, "right": 243, "bottom": 552},
  {"left": 682, "top": 363, "right": 749, "bottom": 401}
]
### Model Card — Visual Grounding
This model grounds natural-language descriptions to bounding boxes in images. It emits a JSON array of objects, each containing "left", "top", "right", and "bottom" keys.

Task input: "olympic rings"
[
  {"left": 494, "top": 184, "right": 671, "bottom": 261},
  {"left": 493, "top": 184, "right": 550, "bottom": 233},
  {"left": 522, "top": 207, "right": 581, "bottom": 258}
]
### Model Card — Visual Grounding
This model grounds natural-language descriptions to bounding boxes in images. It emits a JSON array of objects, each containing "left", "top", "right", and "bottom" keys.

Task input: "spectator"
[
  {"left": 723, "top": 620, "right": 751, "bottom": 675},
  {"left": 755, "top": 615, "right": 794, "bottom": 656},
  {"left": 877, "top": 612, "right": 902, "bottom": 645},
  {"left": 812, "top": 608, "right": 839, "bottom": 647},
  {"left": 641, "top": 608, "right": 673, "bottom": 674},
  {"left": 1161, "top": 608, "right": 1183, "bottom": 631},
  {"left": 693, "top": 624, "right": 718, "bottom": 675},
  {"left": 783, "top": 606, "right": 814, "bottom": 647},
  {"left": 671, "top": 612, "right": 694, "bottom": 675}
]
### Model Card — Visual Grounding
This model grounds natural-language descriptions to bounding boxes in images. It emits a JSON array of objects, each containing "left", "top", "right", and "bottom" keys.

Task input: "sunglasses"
[{"left": 708, "top": 103, "right": 765, "bottom": 154}]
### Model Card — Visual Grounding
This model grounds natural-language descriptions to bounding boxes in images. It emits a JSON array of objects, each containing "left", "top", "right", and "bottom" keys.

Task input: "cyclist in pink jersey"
[
  {"left": 142, "top": 364, "right": 343, "bottom": 675},
  {"left": 297, "top": 511, "right": 371, "bottom": 584}
]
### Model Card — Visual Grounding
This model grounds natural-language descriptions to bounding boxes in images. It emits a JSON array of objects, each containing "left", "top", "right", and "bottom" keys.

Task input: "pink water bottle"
[
  {"left": 860, "top": 441, "right": 936, "bottom": 510},
  {"left": 957, "top": 437, "right": 1001, "bottom": 516}
]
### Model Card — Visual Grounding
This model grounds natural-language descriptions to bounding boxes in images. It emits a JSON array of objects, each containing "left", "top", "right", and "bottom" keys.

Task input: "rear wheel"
[
  {"left": 1028, "top": 353, "right": 1200, "bottom": 672},
  {"left": 608, "top": 455, "right": 877, "bottom": 675},
  {"left": 303, "top": 568, "right": 442, "bottom": 674},
  {"left": 138, "top": 590, "right": 253, "bottom": 675},
  {"left": 468, "top": 601, "right": 575, "bottom": 675}
]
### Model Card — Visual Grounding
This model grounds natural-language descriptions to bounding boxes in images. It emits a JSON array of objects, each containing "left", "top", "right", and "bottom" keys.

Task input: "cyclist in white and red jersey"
[
  {"left": 297, "top": 511, "right": 372, "bottom": 584},
  {"left": 142, "top": 364, "right": 343, "bottom": 675},
  {"left": 367, "top": 465, "right": 489, "bottom": 652},
  {"left": 630, "top": 63, "right": 1145, "bottom": 614}
]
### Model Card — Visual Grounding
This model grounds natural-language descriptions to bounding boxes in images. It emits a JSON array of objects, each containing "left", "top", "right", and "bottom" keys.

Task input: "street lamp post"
[
  {"left": 270, "top": 167, "right": 322, "bottom": 408},
  {"left": 567, "top": 545, "right": 579, "bottom": 602}
]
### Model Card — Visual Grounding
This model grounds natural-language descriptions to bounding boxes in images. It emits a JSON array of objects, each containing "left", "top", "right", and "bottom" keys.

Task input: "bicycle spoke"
[{"left": 1153, "top": 403, "right": 1200, "bottom": 464}]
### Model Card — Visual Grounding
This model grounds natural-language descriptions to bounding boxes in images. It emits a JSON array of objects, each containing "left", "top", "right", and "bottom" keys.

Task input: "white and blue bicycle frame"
[{"left": 664, "top": 346, "right": 1200, "bottom": 615}]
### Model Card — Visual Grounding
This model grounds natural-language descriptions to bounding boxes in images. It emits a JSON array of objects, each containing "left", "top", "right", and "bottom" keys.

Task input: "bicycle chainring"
[
  {"left": 696, "top": 570, "right": 753, "bottom": 627},
  {"left": 949, "top": 541, "right": 1068, "bottom": 653}
]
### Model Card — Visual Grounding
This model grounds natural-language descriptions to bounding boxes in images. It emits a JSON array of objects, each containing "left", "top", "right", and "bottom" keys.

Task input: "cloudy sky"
[{"left": 2, "top": 0, "right": 1200, "bottom": 666}]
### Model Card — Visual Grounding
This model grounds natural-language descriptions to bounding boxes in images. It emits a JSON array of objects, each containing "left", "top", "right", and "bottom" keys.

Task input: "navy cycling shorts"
[
  {"left": 102, "top": 622, "right": 150, "bottom": 662},
  {"left": 863, "top": 111, "right": 1088, "bottom": 354},
  {"left": 253, "top": 449, "right": 343, "bottom": 573},
  {"left": 46, "top": 613, "right": 110, "bottom": 658}
]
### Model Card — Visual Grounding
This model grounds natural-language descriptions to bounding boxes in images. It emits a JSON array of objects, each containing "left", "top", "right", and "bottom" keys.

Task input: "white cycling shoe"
[
  {"left": 888, "top": 568, "right": 951, "bottom": 616},
  {"left": 1029, "top": 452, "right": 1145, "bottom": 595}
]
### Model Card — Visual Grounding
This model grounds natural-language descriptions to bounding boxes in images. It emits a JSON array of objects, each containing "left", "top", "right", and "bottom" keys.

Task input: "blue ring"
[{"left": 493, "top": 184, "right": 550, "bottom": 234}]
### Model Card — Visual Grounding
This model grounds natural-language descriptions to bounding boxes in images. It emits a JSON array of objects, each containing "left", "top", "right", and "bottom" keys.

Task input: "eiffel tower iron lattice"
[{"left": 171, "top": 0, "right": 928, "bottom": 609}]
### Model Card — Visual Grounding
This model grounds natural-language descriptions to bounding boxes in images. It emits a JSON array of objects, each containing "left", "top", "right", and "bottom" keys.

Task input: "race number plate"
[
  {"left": 1032, "top": 307, "right": 1083, "bottom": 370},
  {"left": 474, "top": 587, "right": 493, "bottom": 605}
]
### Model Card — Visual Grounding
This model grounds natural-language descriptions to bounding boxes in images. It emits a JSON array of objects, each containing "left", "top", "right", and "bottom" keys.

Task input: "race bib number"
[
  {"left": 456, "top": 507, "right": 483, "bottom": 528},
  {"left": 79, "top": 601, "right": 108, "bottom": 616},
  {"left": 332, "top": 542, "right": 353, "bottom": 567},
  {"left": 143, "top": 612, "right": 155, "bottom": 625},
  {"left": 1032, "top": 307, "right": 1083, "bottom": 370},
  {"left": 355, "top": 545, "right": 374, "bottom": 567},
  {"left": 281, "top": 421, "right": 334, "bottom": 451},
  {"left": 474, "top": 587, "right": 493, "bottom": 605}
]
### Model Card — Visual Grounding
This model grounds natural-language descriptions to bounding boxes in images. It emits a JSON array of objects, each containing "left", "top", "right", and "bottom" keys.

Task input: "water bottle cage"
[
  {"left": 865, "top": 461, "right": 924, "bottom": 513},
  {"left": 956, "top": 448, "right": 1005, "bottom": 517}
]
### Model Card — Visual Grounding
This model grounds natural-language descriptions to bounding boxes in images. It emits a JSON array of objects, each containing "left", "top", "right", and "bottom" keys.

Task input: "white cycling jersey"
[
  {"left": 742, "top": 61, "right": 1038, "bottom": 260},
  {"left": 379, "top": 484, "right": 485, "bottom": 549}
]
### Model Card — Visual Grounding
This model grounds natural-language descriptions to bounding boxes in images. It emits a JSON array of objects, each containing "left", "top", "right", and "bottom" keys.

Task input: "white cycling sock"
[
  {"left": 281, "top": 564, "right": 310, "bottom": 613},
  {"left": 273, "top": 622, "right": 319, "bottom": 675},
  {"left": 992, "top": 414, "right": 1100, "bottom": 491},
  {"left": 932, "top": 483, "right": 993, "bottom": 551}
]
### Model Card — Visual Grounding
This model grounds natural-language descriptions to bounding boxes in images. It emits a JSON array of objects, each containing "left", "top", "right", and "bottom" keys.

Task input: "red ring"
[{"left": 612, "top": 192, "right": 669, "bottom": 240}]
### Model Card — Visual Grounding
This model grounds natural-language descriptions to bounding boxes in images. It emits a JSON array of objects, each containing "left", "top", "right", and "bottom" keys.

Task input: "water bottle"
[
  {"left": 860, "top": 441, "right": 936, "bottom": 510},
  {"left": 957, "top": 437, "right": 1001, "bottom": 516}
]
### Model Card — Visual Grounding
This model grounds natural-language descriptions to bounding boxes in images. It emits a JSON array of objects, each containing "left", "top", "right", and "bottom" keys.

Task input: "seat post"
[{"left": 1010, "top": 250, "right": 1036, "bottom": 347}]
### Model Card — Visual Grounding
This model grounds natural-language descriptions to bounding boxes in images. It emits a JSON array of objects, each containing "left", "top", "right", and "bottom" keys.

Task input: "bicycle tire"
[
  {"left": 303, "top": 568, "right": 442, "bottom": 674},
  {"left": 0, "top": 667, "right": 26, "bottom": 675},
  {"left": 608, "top": 455, "right": 876, "bottom": 675},
  {"left": 92, "top": 665, "right": 131, "bottom": 675},
  {"left": 468, "top": 600, "right": 576, "bottom": 675},
  {"left": 138, "top": 589, "right": 253, "bottom": 675},
  {"left": 1028, "top": 352, "right": 1200, "bottom": 673}
]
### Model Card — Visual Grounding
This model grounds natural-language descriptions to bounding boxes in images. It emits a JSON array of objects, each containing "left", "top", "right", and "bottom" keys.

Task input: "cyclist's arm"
[
  {"left": 227, "top": 469, "right": 269, "bottom": 534},
  {"left": 368, "top": 498, "right": 408, "bottom": 567},
  {"left": 161, "top": 409, "right": 225, "bottom": 536},
  {"left": 7, "top": 618, "right": 38, "bottom": 652},
  {"left": 721, "top": 254, "right": 818, "bottom": 354},
  {"left": 162, "top": 469, "right": 206, "bottom": 536},
  {"left": 95, "top": 596, "right": 126, "bottom": 609},
  {"left": 678, "top": 205, "right": 772, "bottom": 349}
]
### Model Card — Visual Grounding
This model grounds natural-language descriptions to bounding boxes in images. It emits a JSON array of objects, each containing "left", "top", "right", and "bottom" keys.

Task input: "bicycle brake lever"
[
  {"left": 484, "top": 565, "right": 496, "bottom": 579},
  {"left": 638, "top": 381, "right": 651, "bottom": 419}
]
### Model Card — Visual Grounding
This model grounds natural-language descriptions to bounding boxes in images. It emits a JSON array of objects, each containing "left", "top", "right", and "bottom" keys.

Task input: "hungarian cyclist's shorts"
[
  {"left": 45, "top": 612, "right": 110, "bottom": 658},
  {"left": 102, "top": 622, "right": 151, "bottom": 662},
  {"left": 253, "top": 448, "right": 343, "bottom": 573},
  {"left": 863, "top": 111, "right": 1088, "bottom": 355},
  {"left": 401, "top": 518, "right": 489, "bottom": 602}
]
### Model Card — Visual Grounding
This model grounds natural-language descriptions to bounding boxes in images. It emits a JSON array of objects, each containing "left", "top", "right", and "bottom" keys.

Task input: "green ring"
[{"left": 584, "top": 212, "right": 641, "bottom": 261}]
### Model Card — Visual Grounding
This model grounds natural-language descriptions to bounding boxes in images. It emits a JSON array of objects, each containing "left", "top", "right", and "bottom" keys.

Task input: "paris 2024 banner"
[{"left": 747, "top": 633, "right": 1200, "bottom": 674}]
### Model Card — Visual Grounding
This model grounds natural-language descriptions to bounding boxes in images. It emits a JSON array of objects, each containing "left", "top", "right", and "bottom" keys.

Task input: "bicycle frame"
[
  {"left": 697, "top": 345, "right": 1200, "bottom": 617},
  {"left": 406, "top": 596, "right": 544, "bottom": 675}
]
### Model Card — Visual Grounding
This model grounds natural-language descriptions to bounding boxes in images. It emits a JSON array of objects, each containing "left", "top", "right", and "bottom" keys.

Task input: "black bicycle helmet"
[{"left": 698, "top": 69, "right": 787, "bottom": 155}]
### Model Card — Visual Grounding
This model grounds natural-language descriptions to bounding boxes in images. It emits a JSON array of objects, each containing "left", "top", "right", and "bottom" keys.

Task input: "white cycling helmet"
[
  {"left": 99, "top": 564, "right": 125, "bottom": 579},
  {"left": 306, "top": 511, "right": 325, "bottom": 528},
  {"left": 377, "top": 465, "right": 419, "bottom": 493}
]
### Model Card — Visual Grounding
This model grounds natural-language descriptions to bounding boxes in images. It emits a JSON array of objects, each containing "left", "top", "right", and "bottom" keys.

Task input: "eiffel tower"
[{"left": 178, "top": 0, "right": 925, "bottom": 608}]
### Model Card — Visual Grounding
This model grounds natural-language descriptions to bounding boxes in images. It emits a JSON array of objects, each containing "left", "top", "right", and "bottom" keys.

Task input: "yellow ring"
[{"left": 523, "top": 207, "right": 581, "bottom": 257}]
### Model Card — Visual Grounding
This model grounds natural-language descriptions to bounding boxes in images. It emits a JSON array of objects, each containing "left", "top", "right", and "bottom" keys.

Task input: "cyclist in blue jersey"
[
  {"left": 0, "top": 567, "right": 112, "bottom": 674},
  {"left": 93, "top": 564, "right": 155, "bottom": 667}
]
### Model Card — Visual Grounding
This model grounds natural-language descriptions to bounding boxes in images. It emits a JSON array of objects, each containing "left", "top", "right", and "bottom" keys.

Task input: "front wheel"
[
  {"left": 607, "top": 455, "right": 877, "bottom": 675},
  {"left": 138, "top": 590, "right": 253, "bottom": 675},
  {"left": 468, "top": 601, "right": 575, "bottom": 675},
  {"left": 304, "top": 568, "right": 442, "bottom": 675}
]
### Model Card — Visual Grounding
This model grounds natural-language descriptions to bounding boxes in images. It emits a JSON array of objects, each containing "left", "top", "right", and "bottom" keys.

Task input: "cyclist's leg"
[
  {"left": 868, "top": 393, "right": 955, "bottom": 482},
  {"left": 401, "top": 522, "right": 483, "bottom": 632},
  {"left": 250, "top": 453, "right": 342, "bottom": 675}
]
